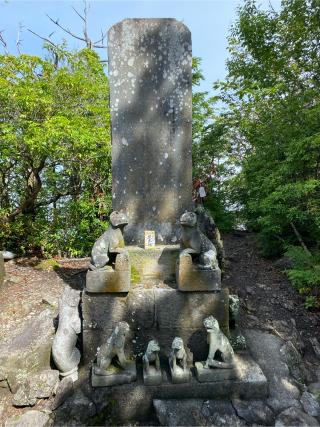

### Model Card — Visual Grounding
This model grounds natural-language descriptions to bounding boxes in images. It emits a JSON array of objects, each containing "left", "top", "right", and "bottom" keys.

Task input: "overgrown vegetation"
[{"left": 0, "top": 46, "right": 112, "bottom": 256}]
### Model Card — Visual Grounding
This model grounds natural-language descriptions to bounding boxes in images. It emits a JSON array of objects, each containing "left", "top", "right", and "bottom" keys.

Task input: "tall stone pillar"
[{"left": 109, "top": 19, "right": 193, "bottom": 245}]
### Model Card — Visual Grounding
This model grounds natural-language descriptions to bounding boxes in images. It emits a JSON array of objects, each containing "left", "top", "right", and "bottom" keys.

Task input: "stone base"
[
  {"left": 80, "top": 353, "right": 268, "bottom": 422},
  {"left": 143, "top": 366, "right": 162, "bottom": 385},
  {"left": 195, "top": 361, "right": 238, "bottom": 382},
  {"left": 86, "top": 268, "right": 130, "bottom": 293},
  {"left": 127, "top": 245, "right": 179, "bottom": 284},
  {"left": 170, "top": 365, "right": 191, "bottom": 384},
  {"left": 92, "top": 362, "right": 136, "bottom": 387},
  {"left": 177, "top": 254, "right": 221, "bottom": 291},
  {"left": 82, "top": 288, "right": 229, "bottom": 364}
]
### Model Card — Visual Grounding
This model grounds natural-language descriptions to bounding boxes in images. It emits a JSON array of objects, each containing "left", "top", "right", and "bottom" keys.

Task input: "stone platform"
[
  {"left": 82, "top": 287, "right": 229, "bottom": 364},
  {"left": 83, "top": 353, "right": 268, "bottom": 422}
]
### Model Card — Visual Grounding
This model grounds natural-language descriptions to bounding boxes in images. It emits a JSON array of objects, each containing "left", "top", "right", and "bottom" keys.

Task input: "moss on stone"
[
  {"left": 131, "top": 265, "right": 141, "bottom": 284},
  {"left": 35, "top": 259, "right": 60, "bottom": 271}
]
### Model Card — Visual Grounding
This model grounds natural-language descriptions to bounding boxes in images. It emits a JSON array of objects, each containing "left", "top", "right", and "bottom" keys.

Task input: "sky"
[{"left": 0, "top": 0, "right": 281, "bottom": 93}]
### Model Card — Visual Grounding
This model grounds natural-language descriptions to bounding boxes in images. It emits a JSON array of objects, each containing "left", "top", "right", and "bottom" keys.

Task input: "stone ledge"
[{"left": 86, "top": 353, "right": 268, "bottom": 422}]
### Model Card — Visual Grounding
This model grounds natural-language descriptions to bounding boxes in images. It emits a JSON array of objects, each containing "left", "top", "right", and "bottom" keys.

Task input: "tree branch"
[{"left": 46, "top": 14, "right": 87, "bottom": 43}]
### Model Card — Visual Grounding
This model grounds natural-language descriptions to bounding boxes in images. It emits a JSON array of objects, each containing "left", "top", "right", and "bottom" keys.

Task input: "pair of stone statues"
[
  {"left": 87, "top": 209, "right": 221, "bottom": 292},
  {"left": 92, "top": 315, "right": 235, "bottom": 387}
]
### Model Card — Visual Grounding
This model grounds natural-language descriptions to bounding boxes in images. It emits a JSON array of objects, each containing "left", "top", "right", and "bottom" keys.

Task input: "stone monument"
[
  {"left": 109, "top": 18, "right": 193, "bottom": 246},
  {"left": 79, "top": 18, "right": 268, "bottom": 421}
]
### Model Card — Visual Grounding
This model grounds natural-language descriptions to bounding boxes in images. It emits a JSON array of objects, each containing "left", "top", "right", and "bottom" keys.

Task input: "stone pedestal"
[
  {"left": 78, "top": 353, "right": 268, "bottom": 422},
  {"left": 195, "top": 361, "right": 238, "bottom": 382},
  {"left": 170, "top": 365, "right": 191, "bottom": 384},
  {"left": 92, "top": 361, "right": 137, "bottom": 387},
  {"left": 86, "top": 253, "right": 130, "bottom": 293},
  {"left": 176, "top": 253, "right": 221, "bottom": 291},
  {"left": 143, "top": 366, "right": 163, "bottom": 386},
  {"left": 82, "top": 288, "right": 229, "bottom": 364}
]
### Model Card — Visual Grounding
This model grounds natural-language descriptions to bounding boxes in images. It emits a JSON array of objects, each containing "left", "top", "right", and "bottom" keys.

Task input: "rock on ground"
[
  {"left": 52, "top": 389, "right": 96, "bottom": 425},
  {"left": 300, "top": 391, "right": 320, "bottom": 417},
  {"left": 49, "top": 377, "right": 74, "bottom": 411},
  {"left": 0, "top": 309, "right": 55, "bottom": 388},
  {"left": 275, "top": 407, "right": 319, "bottom": 426},
  {"left": 153, "top": 399, "right": 246, "bottom": 426},
  {"left": 5, "top": 410, "right": 51, "bottom": 427},
  {"left": 12, "top": 370, "right": 59, "bottom": 407},
  {"left": 244, "top": 329, "right": 302, "bottom": 413},
  {"left": 232, "top": 399, "right": 274, "bottom": 425}
]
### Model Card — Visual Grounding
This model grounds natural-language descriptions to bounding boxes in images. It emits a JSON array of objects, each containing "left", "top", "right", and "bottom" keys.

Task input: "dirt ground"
[
  {"left": 223, "top": 232, "right": 320, "bottom": 372},
  {"left": 0, "top": 231, "right": 319, "bottom": 424}
]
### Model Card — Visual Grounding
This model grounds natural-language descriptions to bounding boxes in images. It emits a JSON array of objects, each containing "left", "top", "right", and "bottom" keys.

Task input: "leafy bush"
[{"left": 285, "top": 245, "right": 320, "bottom": 308}]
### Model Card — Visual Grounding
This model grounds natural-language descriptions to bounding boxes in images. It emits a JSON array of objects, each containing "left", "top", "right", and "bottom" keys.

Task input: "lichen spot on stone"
[{"left": 121, "top": 137, "right": 128, "bottom": 146}]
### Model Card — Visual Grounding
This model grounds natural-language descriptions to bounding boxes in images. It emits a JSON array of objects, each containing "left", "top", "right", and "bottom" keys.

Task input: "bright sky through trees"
[{"left": 0, "top": 0, "right": 280, "bottom": 92}]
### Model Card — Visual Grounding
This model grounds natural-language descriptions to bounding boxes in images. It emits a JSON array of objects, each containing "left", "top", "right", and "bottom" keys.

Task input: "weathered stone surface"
[
  {"left": 232, "top": 399, "right": 275, "bottom": 425},
  {"left": 52, "top": 287, "right": 81, "bottom": 379},
  {"left": 52, "top": 389, "right": 96, "bottom": 425},
  {"left": 275, "top": 407, "right": 319, "bottom": 426},
  {"left": 128, "top": 245, "right": 179, "bottom": 283},
  {"left": 5, "top": 410, "right": 51, "bottom": 427},
  {"left": 49, "top": 376, "right": 74, "bottom": 411},
  {"left": 195, "top": 362, "right": 238, "bottom": 382},
  {"left": 86, "top": 262, "right": 130, "bottom": 293},
  {"left": 244, "top": 329, "right": 301, "bottom": 412},
  {"left": 177, "top": 253, "right": 221, "bottom": 291},
  {"left": 153, "top": 399, "right": 207, "bottom": 426},
  {"left": 12, "top": 370, "right": 59, "bottom": 407},
  {"left": 86, "top": 353, "right": 268, "bottom": 422},
  {"left": 82, "top": 288, "right": 229, "bottom": 363},
  {"left": 308, "top": 382, "right": 320, "bottom": 395},
  {"left": 0, "top": 251, "right": 5, "bottom": 286},
  {"left": 92, "top": 361, "right": 137, "bottom": 387},
  {"left": 12, "top": 383, "right": 37, "bottom": 407},
  {"left": 201, "top": 400, "right": 246, "bottom": 426},
  {"left": 109, "top": 19, "right": 193, "bottom": 245},
  {"left": 0, "top": 309, "right": 55, "bottom": 379},
  {"left": 300, "top": 391, "right": 320, "bottom": 417}
]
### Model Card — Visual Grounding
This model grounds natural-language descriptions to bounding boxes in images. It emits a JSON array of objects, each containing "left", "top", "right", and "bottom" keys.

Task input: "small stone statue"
[
  {"left": 143, "top": 340, "right": 162, "bottom": 385},
  {"left": 195, "top": 316, "right": 237, "bottom": 382},
  {"left": 179, "top": 212, "right": 218, "bottom": 269},
  {"left": 86, "top": 211, "right": 131, "bottom": 292},
  {"left": 203, "top": 316, "right": 234, "bottom": 369},
  {"left": 229, "top": 295, "right": 246, "bottom": 350},
  {"left": 89, "top": 211, "right": 128, "bottom": 270},
  {"left": 169, "top": 337, "right": 191, "bottom": 384},
  {"left": 52, "top": 287, "right": 81, "bottom": 382},
  {"left": 92, "top": 321, "right": 136, "bottom": 387},
  {"left": 177, "top": 212, "right": 221, "bottom": 291}
]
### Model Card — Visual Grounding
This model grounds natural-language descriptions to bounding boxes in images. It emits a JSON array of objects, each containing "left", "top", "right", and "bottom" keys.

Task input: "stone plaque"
[
  {"left": 144, "top": 230, "right": 156, "bottom": 249},
  {"left": 109, "top": 18, "right": 193, "bottom": 245}
]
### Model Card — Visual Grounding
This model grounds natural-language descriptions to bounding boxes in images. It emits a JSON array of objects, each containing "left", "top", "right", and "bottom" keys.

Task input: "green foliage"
[
  {"left": 204, "top": 193, "right": 236, "bottom": 232},
  {"left": 0, "top": 46, "right": 111, "bottom": 256},
  {"left": 215, "top": 0, "right": 320, "bottom": 255},
  {"left": 285, "top": 246, "right": 320, "bottom": 307}
]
